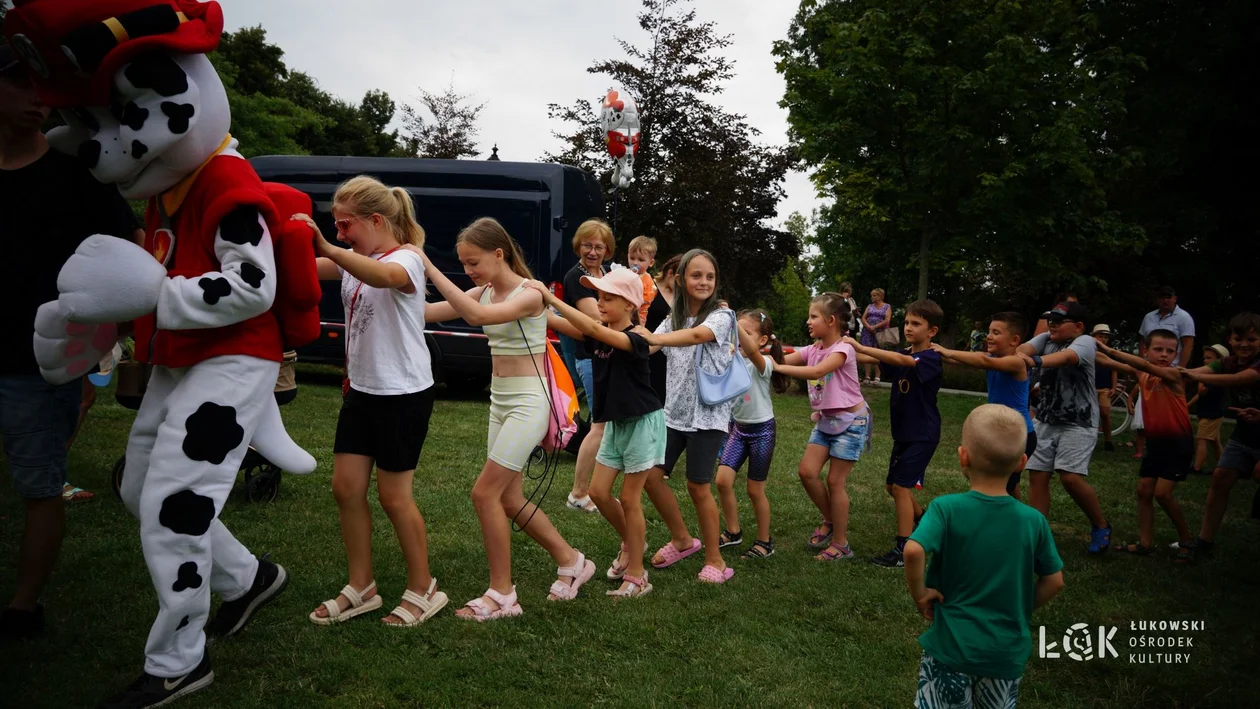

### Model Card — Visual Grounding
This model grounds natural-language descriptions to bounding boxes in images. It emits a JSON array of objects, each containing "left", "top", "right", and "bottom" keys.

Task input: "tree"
[
  {"left": 207, "top": 51, "right": 325, "bottom": 158},
  {"left": 774, "top": 0, "right": 1142, "bottom": 317},
  {"left": 767, "top": 258, "right": 813, "bottom": 346},
  {"left": 544, "top": 0, "right": 798, "bottom": 307},
  {"left": 401, "top": 82, "right": 485, "bottom": 159}
]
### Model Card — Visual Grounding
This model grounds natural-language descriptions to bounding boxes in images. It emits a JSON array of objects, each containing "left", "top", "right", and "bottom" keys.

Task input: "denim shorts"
[
  {"left": 806, "top": 414, "right": 870, "bottom": 462},
  {"left": 1218, "top": 439, "right": 1260, "bottom": 476},
  {"left": 0, "top": 374, "right": 82, "bottom": 499}
]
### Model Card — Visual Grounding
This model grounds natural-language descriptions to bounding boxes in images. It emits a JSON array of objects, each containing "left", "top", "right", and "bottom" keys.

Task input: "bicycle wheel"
[{"left": 1111, "top": 390, "right": 1132, "bottom": 437}]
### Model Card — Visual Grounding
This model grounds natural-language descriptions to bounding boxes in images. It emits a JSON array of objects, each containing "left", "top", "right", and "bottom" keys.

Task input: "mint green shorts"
[{"left": 596, "top": 409, "right": 666, "bottom": 474}]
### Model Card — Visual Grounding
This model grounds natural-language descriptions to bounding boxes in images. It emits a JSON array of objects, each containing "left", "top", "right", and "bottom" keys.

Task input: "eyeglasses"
[
  {"left": 579, "top": 242, "right": 607, "bottom": 253},
  {"left": 334, "top": 216, "right": 362, "bottom": 232}
]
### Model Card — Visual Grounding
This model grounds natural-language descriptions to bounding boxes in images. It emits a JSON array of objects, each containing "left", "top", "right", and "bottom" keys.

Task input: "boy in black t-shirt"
[
  {"left": 0, "top": 45, "right": 141, "bottom": 639},
  {"left": 847, "top": 299, "right": 945, "bottom": 568}
]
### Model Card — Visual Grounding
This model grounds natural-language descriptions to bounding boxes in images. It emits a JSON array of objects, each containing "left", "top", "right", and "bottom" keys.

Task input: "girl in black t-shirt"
[
  {"left": 530, "top": 269, "right": 665, "bottom": 599},
  {"left": 1188, "top": 344, "right": 1228, "bottom": 473}
]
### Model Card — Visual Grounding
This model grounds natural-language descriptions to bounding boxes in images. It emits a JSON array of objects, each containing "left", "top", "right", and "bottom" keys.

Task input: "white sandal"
[
  {"left": 566, "top": 493, "right": 598, "bottom": 513},
  {"left": 308, "top": 581, "right": 382, "bottom": 625},
  {"left": 458, "top": 586, "right": 523, "bottom": 622},
  {"left": 548, "top": 551, "right": 596, "bottom": 601},
  {"left": 606, "top": 572, "right": 653, "bottom": 598},
  {"left": 383, "top": 578, "right": 448, "bottom": 627}
]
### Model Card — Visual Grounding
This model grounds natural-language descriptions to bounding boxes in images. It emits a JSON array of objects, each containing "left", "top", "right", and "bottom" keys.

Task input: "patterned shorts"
[
  {"left": 718, "top": 419, "right": 776, "bottom": 482},
  {"left": 915, "top": 652, "right": 1021, "bottom": 709}
]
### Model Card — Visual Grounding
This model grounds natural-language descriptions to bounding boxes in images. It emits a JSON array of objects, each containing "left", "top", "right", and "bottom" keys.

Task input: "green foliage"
[
  {"left": 774, "top": 0, "right": 1143, "bottom": 321},
  {"left": 544, "top": 0, "right": 798, "bottom": 307},
  {"left": 400, "top": 81, "right": 486, "bottom": 159},
  {"left": 767, "top": 257, "right": 813, "bottom": 346},
  {"left": 211, "top": 26, "right": 403, "bottom": 158}
]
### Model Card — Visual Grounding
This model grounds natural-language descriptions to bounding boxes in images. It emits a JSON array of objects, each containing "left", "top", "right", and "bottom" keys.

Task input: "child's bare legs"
[
  {"left": 312, "top": 454, "right": 378, "bottom": 618},
  {"left": 1028, "top": 470, "right": 1053, "bottom": 518},
  {"left": 715, "top": 465, "right": 741, "bottom": 535},
  {"left": 747, "top": 479, "right": 770, "bottom": 543},
  {"left": 1134, "top": 430, "right": 1146, "bottom": 457},
  {"left": 688, "top": 480, "right": 725, "bottom": 570},
  {"left": 500, "top": 472, "right": 582, "bottom": 601},
  {"left": 646, "top": 466, "right": 695, "bottom": 563},
  {"left": 590, "top": 463, "right": 629, "bottom": 568},
  {"left": 377, "top": 468, "right": 435, "bottom": 624},
  {"left": 618, "top": 471, "right": 651, "bottom": 590},
  {"left": 825, "top": 459, "right": 855, "bottom": 547},
  {"left": 1059, "top": 472, "right": 1107, "bottom": 527},
  {"left": 1198, "top": 467, "right": 1242, "bottom": 543},
  {"left": 1154, "top": 478, "right": 1191, "bottom": 544},
  {"left": 798, "top": 444, "right": 832, "bottom": 522},
  {"left": 1097, "top": 390, "right": 1113, "bottom": 445},
  {"left": 887, "top": 484, "right": 922, "bottom": 537},
  {"left": 1135, "top": 478, "right": 1156, "bottom": 548},
  {"left": 570, "top": 421, "right": 605, "bottom": 505}
]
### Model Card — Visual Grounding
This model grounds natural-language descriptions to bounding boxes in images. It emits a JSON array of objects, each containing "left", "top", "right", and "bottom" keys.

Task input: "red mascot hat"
[{"left": 4, "top": 0, "right": 223, "bottom": 107}]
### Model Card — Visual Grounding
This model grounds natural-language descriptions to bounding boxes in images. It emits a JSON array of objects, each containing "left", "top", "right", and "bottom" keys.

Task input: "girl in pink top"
[{"left": 776, "top": 293, "right": 871, "bottom": 561}]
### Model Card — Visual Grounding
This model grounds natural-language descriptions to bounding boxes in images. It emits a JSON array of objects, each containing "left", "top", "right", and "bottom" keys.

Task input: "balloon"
[{"left": 600, "top": 88, "right": 641, "bottom": 189}]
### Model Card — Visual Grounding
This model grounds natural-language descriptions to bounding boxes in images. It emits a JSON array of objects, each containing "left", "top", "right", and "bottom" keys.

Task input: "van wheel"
[{"left": 444, "top": 372, "right": 490, "bottom": 396}]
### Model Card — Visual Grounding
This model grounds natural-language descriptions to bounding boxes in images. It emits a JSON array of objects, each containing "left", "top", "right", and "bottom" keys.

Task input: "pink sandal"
[
  {"left": 652, "top": 538, "right": 702, "bottom": 569},
  {"left": 606, "top": 572, "right": 653, "bottom": 598},
  {"left": 458, "top": 586, "right": 523, "bottom": 622},
  {"left": 697, "top": 564, "right": 734, "bottom": 584},
  {"left": 548, "top": 552, "right": 596, "bottom": 601},
  {"left": 607, "top": 542, "right": 629, "bottom": 580}
]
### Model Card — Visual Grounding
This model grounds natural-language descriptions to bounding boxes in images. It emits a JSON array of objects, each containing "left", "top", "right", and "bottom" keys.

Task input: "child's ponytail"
[
  {"left": 742, "top": 309, "right": 790, "bottom": 394},
  {"left": 390, "top": 187, "right": 426, "bottom": 248}
]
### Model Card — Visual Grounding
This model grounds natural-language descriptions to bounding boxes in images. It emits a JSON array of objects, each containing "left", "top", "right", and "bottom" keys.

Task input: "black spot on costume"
[
  {"left": 240, "top": 263, "right": 265, "bottom": 289},
  {"left": 120, "top": 101, "right": 149, "bottom": 131},
  {"left": 219, "top": 206, "right": 264, "bottom": 247},
  {"left": 177, "top": 616, "right": 190, "bottom": 630},
  {"left": 198, "top": 277, "right": 231, "bottom": 305},
  {"left": 182, "top": 402, "right": 244, "bottom": 465},
  {"left": 132, "top": 140, "right": 149, "bottom": 160},
  {"left": 158, "top": 490, "right": 217, "bottom": 536},
  {"left": 172, "top": 562, "right": 204, "bottom": 593},
  {"left": 161, "top": 102, "right": 195, "bottom": 134},
  {"left": 124, "top": 55, "right": 189, "bottom": 97}
]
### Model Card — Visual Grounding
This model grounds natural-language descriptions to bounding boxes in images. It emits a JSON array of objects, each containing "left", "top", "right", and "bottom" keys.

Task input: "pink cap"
[{"left": 580, "top": 268, "right": 644, "bottom": 308}]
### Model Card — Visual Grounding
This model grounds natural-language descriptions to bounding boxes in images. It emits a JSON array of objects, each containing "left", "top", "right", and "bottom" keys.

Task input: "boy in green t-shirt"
[{"left": 905, "top": 404, "right": 1065, "bottom": 708}]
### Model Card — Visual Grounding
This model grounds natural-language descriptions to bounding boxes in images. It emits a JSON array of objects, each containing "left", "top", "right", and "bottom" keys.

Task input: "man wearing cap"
[
  {"left": 1092, "top": 324, "right": 1119, "bottom": 452},
  {"left": 1018, "top": 301, "right": 1113, "bottom": 553},
  {"left": 0, "top": 40, "right": 141, "bottom": 639}
]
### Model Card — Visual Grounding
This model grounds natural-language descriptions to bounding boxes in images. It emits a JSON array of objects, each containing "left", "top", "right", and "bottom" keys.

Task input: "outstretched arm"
[
  {"left": 1097, "top": 342, "right": 1180, "bottom": 385},
  {"left": 1095, "top": 351, "right": 1137, "bottom": 376},
  {"left": 643, "top": 322, "right": 718, "bottom": 348},
  {"left": 735, "top": 322, "right": 766, "bottom": 372},
  {"left": 844, "top": 336, "right": 915, "bottom": 367},
  {"left": 527, "top": 281, "right": 634, "bottom": 352},
  {"left": 777, "top": 352, "right": 846, "bottom": 381},
  {"left": 297, "top": 214, "right": 413, "bottom": 292},
  {"left": 1182, "top": 366, "right": 1260, "bottom": 388},
  {"left": 931, "top": 343, "right": 1026, "bottom": 376},
  {"left": 418, "top": 251, "right": 541, "bottom": 326}
]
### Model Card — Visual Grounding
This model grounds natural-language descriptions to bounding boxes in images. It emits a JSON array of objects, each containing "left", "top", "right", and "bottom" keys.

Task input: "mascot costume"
[{"left": 6, "top": 1, "right": 321, "bottom": 706}]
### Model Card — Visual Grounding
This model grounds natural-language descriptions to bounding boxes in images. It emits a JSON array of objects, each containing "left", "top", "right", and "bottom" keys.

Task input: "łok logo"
[{"left": 1039, "top": 623, "right": 1119, "bottom": 661}]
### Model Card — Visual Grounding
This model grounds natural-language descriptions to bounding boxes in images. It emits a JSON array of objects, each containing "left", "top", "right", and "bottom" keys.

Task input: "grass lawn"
[{"left": 2, "top": 371, "right": 1257, "bottom": 707}]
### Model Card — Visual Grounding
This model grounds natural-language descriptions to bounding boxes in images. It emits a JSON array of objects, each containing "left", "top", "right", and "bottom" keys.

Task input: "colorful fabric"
[
  {"left": 1138, "top": 372, "right": 1191, "bottom": 440},
  {"left": 915, "top": 652, "right": 1022, "bottom": 709},
  {"left": 719, "top": 419, "right": 777, "bottom": 481},
  {"left": 797, "top": 340, "right": 864, "bottom": 414}
]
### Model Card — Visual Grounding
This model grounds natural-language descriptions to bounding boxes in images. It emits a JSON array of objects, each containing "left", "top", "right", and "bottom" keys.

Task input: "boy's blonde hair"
[
  {"left": 628, "top": 235, "right": 658, "bottom": 258},
  {"left": 333, "top": 175, "right": 425, "bottom": 247},
  {"left": 962, "top": 404, "right": 1028, "bottom": 478}
]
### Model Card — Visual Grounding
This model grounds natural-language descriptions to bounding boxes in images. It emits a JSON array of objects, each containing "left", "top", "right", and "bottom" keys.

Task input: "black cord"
[{"left": 509, "top": 315, "right": 566, "bottom": 533}]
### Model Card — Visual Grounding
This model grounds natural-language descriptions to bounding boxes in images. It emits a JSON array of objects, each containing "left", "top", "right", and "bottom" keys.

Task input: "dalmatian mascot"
[{"left": 6, "top": 1, "right": 319, "bottom": 705}]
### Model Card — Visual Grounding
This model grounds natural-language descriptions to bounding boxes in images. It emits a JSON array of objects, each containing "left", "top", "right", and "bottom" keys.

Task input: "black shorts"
[
  {"left": 887, "top": 440, "right": 939, "bottom": 489},
  {"left": 662, "top": 427, "right": 728, "bottom": 484},
  {"left": 1007, "top": 429, "right": 1038, "bottom": 495},
  {"left": 334, "top": 387, "right": 435, "bottom": 472},
  {"left": 1139, "top": 437, "right": 1193, "bottom": 483}
]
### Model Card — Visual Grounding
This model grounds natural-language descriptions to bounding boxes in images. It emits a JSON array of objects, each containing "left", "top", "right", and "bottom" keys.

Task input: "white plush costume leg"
[{"left": 119, "top": 355, "right": 277, "bottom": 677}]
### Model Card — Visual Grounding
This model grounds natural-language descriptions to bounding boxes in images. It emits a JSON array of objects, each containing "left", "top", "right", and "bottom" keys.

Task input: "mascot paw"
[
  {"left": 32, "top": 301, "right": 119, "bottom": 385},
  {"left": 57, "top": 235, "right": 166, "bottom": 323}
]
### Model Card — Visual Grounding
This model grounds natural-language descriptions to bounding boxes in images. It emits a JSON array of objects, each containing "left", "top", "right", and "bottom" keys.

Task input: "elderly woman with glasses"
[{"left": 552, "top": 219, "right": 617, "bottom": 513}]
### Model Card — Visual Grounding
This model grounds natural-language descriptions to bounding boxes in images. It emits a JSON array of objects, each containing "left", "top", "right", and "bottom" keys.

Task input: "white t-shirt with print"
[
  {"left": 339, "top": 250, "right": 434, "bottom": 395},
  {"left": 655, "top": 308, "right": 736, "bottom": 432},
  {"left": 733, "top": 357, "right": 775, "bottom": 425}
]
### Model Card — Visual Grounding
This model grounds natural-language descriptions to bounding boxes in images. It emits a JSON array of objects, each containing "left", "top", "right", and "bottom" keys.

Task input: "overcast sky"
[{"left": 215, "top": 0, "right": 824, "bottom": 229}]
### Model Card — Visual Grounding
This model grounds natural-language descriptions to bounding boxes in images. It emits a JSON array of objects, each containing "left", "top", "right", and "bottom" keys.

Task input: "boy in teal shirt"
[{"left": 905, "top": 404, "right": 1065, "bottom": 708}]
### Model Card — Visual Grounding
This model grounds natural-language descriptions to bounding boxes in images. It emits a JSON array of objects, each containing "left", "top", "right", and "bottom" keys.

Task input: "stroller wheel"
[
  {"left": 244, "top": 463, "right": 282, "bottom": 503},
  {"left": 112, "top": 455, "right": 126, "bottom": 500}
]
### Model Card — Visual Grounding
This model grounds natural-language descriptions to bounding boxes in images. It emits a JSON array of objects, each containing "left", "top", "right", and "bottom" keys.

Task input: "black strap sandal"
[
  {"left": 1114, "top": 541, "right": 1154, "bottom": 556},
  {"left": 741, "top": 539, "right": 775, "bottom": 559}
]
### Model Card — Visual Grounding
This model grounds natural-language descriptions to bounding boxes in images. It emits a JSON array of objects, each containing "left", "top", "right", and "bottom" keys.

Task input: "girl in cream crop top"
[{"left": 480, "top": 282, "right": 548, "bottom": 356}]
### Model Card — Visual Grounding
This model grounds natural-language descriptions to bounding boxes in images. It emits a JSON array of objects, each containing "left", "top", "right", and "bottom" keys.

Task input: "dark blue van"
[{"left": 249, "top": 156, "right": 605, "bottom": 393}]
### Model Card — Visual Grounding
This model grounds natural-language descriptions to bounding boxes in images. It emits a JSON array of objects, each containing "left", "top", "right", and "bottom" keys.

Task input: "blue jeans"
[
  {"left": 558, "top": 334, "right": 580, "bottom": 385},
  {"left": 0, "top": 374, "right": 82, "bottom": 499},
  {"left": 575, "top": 358, "right": 594, "bottom": 412}
]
